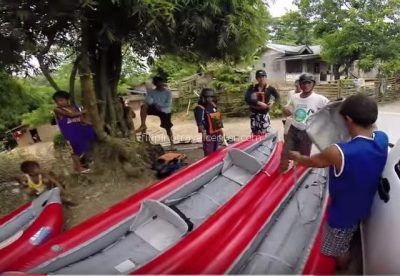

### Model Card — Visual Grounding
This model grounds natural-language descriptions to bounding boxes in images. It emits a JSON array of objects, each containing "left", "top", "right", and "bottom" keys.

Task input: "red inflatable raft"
[
  {"left": 5, "top": 134, "right": 278, "bottom": 274},
  {"left": 0, "top": 188, "right": 63, "bottom": 272}
]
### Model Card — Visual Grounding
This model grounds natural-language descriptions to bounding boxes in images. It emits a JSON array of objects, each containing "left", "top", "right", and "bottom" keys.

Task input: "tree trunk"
[
  {"left": 98, "top": 48, "right": 114, "bottom": 135},
  {"left": 108, "top": 42, "right": 129, "bottom": 137},
  {"left": 333, "top": 65, "right": 341, "bottom": 80},
  {"left": 80, "top": 21, "right": 107, "bottom": 141},
  {"left": 69, "top": 55, "right": 81, "bottom": 104},
  {"left": 37, "top": 55, "right": 61, "bottom": 91},
  {"left": 106, "top": 88, "right": 118, "bottom": 135}
]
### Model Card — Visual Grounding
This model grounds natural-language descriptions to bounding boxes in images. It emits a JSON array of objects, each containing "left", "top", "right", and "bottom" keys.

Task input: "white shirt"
[
  {"left": 285, "top": 90, "right": 296, "bottom": 107},
  {"left": 289, "top": 92, "right": 329, "bottom": 130}
]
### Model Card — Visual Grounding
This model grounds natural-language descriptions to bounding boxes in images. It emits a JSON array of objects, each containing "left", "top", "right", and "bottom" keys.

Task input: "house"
[
  {"left": 252, "top": 43, "right": 331, "bottom": 84},
  {"left": 252, "top": 43, "right": 378, "bottom": 84},
  {"left": 7, "top": 123, "right": 58, "bottom": 147}
]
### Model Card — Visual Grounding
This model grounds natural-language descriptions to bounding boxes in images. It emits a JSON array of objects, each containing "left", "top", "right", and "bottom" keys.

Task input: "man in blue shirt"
[
  {"left": 136, "top": 76, "right": 174, "bottom": 147},
  {"left": 288, "top": 94, "right": 388, "bottom": 270}
]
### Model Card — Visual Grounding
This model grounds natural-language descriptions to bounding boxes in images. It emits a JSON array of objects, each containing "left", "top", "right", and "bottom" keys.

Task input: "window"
[
  {"left": 286, "top": 60, "right": 302, "bottom": 73},
  {"left": 314, "top": 63, "right": 320, "bottom": 73}
]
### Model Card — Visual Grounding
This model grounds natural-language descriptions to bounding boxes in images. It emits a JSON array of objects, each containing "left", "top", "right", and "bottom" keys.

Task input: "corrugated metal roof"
[
  {"left": 276, "top": 54, "right": 320, "bottom": 61},
  {"left": 266, "top": 43, "right": 321, "bottom": 56}
]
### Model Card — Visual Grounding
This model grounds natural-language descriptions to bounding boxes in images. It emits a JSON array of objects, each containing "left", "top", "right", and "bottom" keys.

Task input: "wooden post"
[{"left": 186, "top": 99, "right": 191, "bottom": 115}]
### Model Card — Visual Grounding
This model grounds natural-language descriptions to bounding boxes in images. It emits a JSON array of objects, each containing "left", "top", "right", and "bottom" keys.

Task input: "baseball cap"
[{"left": 255, "top": 69, "right": 267, "bottom": 78}]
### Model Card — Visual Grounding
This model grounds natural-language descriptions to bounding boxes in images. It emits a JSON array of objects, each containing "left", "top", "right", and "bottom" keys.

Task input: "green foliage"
[
  {"left": 53, "top": 131, "right": 67, "bottom": 148},
  {"left": 1, "top": 0, "right": 271, "bottom": 70},
  {"left": 270, "top": 11, "right": 316, "bottom": 45},
  {"left": 151, "top": 55, "right": 199, "bottom": 84},
  {"left": 120, "top": 46, "right": 150, "bottom": 87},
  {"left": 21, "top": 103, "right": 54, "bottom": 127},
  {"left": 382, "top": 59, "right": 400, "bottom": 77},
  {"left": 269, "top": 104, "right": 283, "bottom": 119},
  {"left": 208, "top": 64, "right": 250, "bottom": 94},
  {"left": 0, "top": 73, "right": 48, "bottom": 133},
  {"left": 300, "top": 0, "right": 400, "bottom": 76}
]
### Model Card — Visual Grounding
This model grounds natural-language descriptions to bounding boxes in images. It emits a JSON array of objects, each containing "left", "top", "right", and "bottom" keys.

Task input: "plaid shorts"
[{"left": 321, "top": 224, "right": 358, "bottom": 257}]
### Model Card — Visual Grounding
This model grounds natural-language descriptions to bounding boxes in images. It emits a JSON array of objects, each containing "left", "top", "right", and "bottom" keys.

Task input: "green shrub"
[{"left": 53, "top": 132, "right": 67, "bottom": 148}]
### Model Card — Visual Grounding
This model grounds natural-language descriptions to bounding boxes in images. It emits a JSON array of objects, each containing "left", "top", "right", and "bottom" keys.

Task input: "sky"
[{"left": 268, "top": 0, "right": 297, "bottom": 17}]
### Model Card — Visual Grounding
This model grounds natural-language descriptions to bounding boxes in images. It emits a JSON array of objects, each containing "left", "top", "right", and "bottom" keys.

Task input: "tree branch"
[
  {"left": 69, "top": 55, "right": 81, "bottom": 104},
  {"left": 36, "top": 35, "right": 60, "bottom": 91},
  {"left": 37, "top": 55, "right": 60, "bottom": 91}
]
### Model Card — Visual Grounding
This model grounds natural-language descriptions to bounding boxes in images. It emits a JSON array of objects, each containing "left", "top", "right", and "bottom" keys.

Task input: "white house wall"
[{"left": 251, "top": 50, "right": 285, "bottom": 82}]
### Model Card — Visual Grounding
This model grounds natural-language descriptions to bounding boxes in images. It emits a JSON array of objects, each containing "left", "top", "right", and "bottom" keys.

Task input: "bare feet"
[
  {"left": 136, "top": 125, "right": 147, "bottom": 133},
  {"left": 336, "top": 253, "right": 351, "bottom": 271}
]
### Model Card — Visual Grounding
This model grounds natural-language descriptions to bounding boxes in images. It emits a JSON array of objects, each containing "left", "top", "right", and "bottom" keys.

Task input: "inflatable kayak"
[
  {"left": 361, "top": 138, "right": 400, "bottom": 274},
  {"left": 6, "top": 134, "right": 279, "bottom": 274},
  {"left": 134, "top": 167, "right": 335, "bottom": 274},
  {"left": 0, "top": 188, "right": 63, "bottom": 272}
]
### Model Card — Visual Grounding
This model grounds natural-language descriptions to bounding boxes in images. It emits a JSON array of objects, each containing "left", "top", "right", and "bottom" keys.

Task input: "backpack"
[
  {"left": 197, "top": 104, "right": 223, "bottom": 134},
  {"left": 153, "top": 152, "right": 187, "bottom": 179}
]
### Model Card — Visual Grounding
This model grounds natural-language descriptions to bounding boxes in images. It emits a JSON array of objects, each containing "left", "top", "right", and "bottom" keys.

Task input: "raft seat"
[
  {"left": 55, "top": 200, "right": 190, "bottom": 275},
  {"left": 222, "top": 148, "right": 263, "bottom": 185},
  {"left": 130, "top": 200, "right": 189, "bottom": 251}
]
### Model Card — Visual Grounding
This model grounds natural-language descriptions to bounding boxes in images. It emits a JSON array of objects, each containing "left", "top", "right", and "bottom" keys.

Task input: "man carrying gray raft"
[{"left": 288, "top": 94, "right": 388, "bottom": 271}]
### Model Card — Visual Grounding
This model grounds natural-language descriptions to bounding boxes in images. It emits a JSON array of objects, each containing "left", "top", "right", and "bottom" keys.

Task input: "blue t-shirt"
[
  {"left": 144, "top": 89, "right": 172, "bottom": 113},
  {"left": 328, "top": 131, "right": 388, "bottom": 228}
]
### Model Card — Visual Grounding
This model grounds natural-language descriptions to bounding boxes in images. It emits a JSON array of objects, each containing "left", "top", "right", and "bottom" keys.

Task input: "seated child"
[{"left": 17, "top": 160, "right": 76, "bottom": 206}]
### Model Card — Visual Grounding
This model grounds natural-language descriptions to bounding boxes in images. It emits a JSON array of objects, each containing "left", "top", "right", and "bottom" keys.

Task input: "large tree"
[{"left": 0, "top": 0, "right": 270, "bottom": 163}]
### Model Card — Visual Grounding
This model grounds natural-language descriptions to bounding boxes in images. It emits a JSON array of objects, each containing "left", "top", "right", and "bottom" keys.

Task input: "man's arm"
[
  {"left": 194, "top": 106, "right": 207, "bottom": 140},
  {"left": 270, "top": 87, "right": 281, "bottom": 104},
  {"left": 144, "top": 91, "right": 154, "bottom": 106},
  {"left": 288, "top": 145, "right": 342, "bottom": 171},
  {"left": 283, "top": 96, "right": 294, "bottom": 116}
]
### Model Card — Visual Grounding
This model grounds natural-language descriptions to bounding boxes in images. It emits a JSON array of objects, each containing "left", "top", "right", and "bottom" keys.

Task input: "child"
[
  {"left": 53, "top": 90, "right": 97, "bottom": 173},
  {"left": 194, "top": 88, "right": 224, "bottom": 156},
  {"left": 280, "top": 73, "right": 329, "bottom": 172},
  {"left": 288, "top": 94, "right": 388, "bottom": 270},
  {"left": 17, "top": 161, "right": 76, "bottom": 206}
]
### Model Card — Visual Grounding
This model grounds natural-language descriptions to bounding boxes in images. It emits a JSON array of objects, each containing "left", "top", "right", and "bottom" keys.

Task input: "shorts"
[
  {"left": 203, "top": 134, "right": 219, "bottom": 156},
  {"left": 147, "top": 105, "right": 173, "bottom": 130},
  {"left": 321, "top": 224, "right": 358, "bottom": 257},
  {"left": 250, "top": 113, "right": 271, "bottom": 135},
  {"left": 283, "top": 117, "right": 292, "bottom": 136},
  {"left": 282, "top": 125, "right": 312, "bottom": 157}
]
